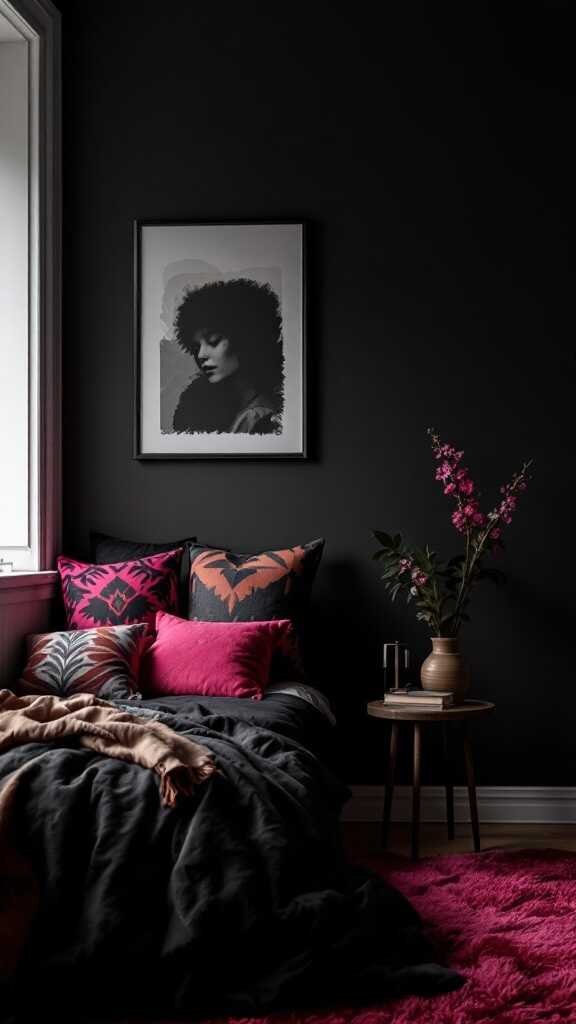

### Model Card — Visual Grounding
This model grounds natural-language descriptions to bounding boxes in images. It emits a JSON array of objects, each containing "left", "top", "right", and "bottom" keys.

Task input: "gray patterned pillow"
[{"left": 18, "top": 623, "right": 149, "bottom": 698}]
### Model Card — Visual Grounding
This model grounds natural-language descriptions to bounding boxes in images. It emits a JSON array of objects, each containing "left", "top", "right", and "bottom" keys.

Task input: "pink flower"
[
  {"left": 450, "top": 496, "right": 485, "bottom": 533},
  {"left": 489, "top": 465, "right": 530, "bottom": 530},
  {"left": 435, "top": 462, "right": 453, "bottom": 482},
  {"left": 497, "top": 495, "right": 517, "bottom": 524},
  {"left": 490, "top": 528, "right": 501, "bottom": 541},
  {"left": 458, "top": 478, "right": 474, "bottom": 495},
  {"left": 451, "top": 509, "right": 467, "bottom": 533},
  {"left": 411, "top": 569, "right": 428, "bottom": 587},
  {"left": 398, "top": 558, "right": 412, "bottom": 574},
  {"left": 431, "top": 437, "right": 464, "bottom": 467},
  {"left": 431, "top": 432, "right": 530, "bottom": 543}
]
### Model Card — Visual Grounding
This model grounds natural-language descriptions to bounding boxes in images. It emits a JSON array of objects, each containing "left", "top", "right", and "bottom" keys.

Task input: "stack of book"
[{"left": 383, "top": 687, "right": 454, "bottom": 708}]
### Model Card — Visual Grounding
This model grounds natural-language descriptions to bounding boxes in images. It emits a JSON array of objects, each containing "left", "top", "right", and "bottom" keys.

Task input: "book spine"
[
  {"left": 383, "top": 696, "right": 450, "bottom": 704},
  {"left": 384, "top": 699, "right": 453, "bottom": 707},
  {"left": 384, "top": 693, "right": 453, "bottom": 701},
  {"left": 385, "top": 698, "right": 453, "bottom": 704}
]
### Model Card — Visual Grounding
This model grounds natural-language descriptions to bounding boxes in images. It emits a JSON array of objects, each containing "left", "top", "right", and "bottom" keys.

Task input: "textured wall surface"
[{"left": 56, "top": 4, "right": 573, "bottom": 785}]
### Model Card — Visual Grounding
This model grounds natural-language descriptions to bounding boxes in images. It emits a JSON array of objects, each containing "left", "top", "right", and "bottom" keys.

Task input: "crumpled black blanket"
[{"left": 0, "top": 699, "right": 462, "bottom": 1019}]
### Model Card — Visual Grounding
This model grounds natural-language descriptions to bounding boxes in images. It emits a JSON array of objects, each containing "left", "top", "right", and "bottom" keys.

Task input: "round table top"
[{"left": 366, "top": 698, "right": 495, "bottom": 722}]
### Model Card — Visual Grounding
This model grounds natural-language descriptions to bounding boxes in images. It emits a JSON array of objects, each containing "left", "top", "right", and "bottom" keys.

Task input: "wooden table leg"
[
  {"left": 443, "top": 723, "right": 455, "bottom": 840},
  {"left": 381, "top": 721, "right": 399, "bottom": 847},
  {"left": 462, "top": 723, "right": 481, "bottom": 852},
  {"left": 411, "top": 722, "right": 422, "bottom": 860}
]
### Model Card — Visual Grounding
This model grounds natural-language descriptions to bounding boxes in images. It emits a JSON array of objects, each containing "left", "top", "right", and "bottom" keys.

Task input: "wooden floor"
[{"left": 342, "top": 820, "right": 576, "bottom": 859}]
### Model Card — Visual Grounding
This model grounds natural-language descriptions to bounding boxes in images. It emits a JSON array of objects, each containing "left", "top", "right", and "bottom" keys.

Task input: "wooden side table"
[{"left": 366, "top": 699, "right": 495, "bottom": 859}]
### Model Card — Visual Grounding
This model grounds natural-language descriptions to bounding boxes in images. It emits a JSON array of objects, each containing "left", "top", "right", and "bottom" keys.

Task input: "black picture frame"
[{"left": 133, "top": 219, "right": 307, "bottom": 460}]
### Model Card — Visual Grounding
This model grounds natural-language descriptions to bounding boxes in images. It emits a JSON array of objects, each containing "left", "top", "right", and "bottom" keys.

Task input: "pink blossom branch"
[{"left": 428, "top": 429, "right": 532, "bottom": 634}]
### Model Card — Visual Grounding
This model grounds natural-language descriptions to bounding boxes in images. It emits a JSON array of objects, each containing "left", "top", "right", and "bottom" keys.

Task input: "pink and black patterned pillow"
[
  {"left": 57, "top": 548, "right": 182, "bottom": 632},
  {"left": 18, "top": 623, "right": 148, "bottom": 698},
  {"left": 90, "top": 529, "right": 196, "bottom": 607}
]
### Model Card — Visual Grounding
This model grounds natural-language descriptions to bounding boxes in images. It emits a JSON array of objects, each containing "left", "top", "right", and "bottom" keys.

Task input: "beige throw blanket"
[{"left": 0, "top": 689, "right": 216, "bottom": 806}]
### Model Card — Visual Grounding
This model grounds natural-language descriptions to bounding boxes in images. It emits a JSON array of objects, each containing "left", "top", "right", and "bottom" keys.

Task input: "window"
[{"left": 0, "top": 0, "right": 60, "bottom": 574}]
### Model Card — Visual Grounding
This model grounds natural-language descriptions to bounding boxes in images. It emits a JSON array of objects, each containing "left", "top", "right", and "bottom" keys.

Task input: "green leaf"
[
  {"left": 380, "top": 566, "right": 400, "bottom": 580},
  {"left": 372, "top": 530, "right": 393, "bottom": 547},
  {"left": 413, "top": 548, "right": 431, "bottom": 568}
]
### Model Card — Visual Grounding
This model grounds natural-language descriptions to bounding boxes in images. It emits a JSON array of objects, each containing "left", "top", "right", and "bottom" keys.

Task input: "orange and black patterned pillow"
[{"left": 186, "top": 539, "right": 324, "bottom": 678}]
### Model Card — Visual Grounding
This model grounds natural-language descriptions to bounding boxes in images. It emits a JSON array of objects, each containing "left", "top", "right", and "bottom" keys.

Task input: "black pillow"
[{"left": 90, "top": 530, "right": 196, "bottom": 611}]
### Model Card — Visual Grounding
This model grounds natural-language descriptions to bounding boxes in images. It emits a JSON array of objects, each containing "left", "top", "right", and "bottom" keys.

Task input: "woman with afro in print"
[{"left": 172, "top": 278, "right": 284, "bottom": 435}]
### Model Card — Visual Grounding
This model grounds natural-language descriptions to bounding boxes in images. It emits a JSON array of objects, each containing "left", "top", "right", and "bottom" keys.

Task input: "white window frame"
[{"left": 0, "top": 0, "right": 61, "bottom": 579}]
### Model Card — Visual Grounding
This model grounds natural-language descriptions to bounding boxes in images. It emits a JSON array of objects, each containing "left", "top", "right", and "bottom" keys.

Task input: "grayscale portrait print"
[{"left": 134, "top": 222, "right": 306, "bottom": 459}]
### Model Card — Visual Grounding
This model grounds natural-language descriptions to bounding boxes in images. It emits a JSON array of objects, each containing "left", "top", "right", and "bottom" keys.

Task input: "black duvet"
[{"left": 1, "top": 693, "right": 462, "bottom": 1020}]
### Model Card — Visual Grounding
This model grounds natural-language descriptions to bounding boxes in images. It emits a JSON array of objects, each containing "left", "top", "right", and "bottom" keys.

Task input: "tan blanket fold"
[{"left": 0, "top": 689, "right": 216, "bottom": 807}]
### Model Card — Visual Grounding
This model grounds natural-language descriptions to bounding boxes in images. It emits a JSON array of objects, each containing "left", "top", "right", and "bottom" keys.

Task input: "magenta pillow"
[
  {"left": 141, "top": 612, "right": 295, "bottom": 700},
  {"left": 57, "top": 549, "right": 182, "bottom": 632}
]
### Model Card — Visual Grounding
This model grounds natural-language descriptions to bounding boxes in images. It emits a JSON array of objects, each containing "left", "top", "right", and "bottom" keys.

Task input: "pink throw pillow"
[
  {"left": 141, "top": 612, "right": 295, "bottom": 700},
  {"left": 57, "top": 549, "right": 182, "bottom": 632}
]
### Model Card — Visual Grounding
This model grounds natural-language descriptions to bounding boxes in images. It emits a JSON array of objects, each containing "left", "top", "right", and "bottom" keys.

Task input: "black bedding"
[
  {"left": 0, "top": 693, "right": 462, "bottom": 1021},
  {"left": 138, "top": 690, "right": 338, "bottom": 762}
]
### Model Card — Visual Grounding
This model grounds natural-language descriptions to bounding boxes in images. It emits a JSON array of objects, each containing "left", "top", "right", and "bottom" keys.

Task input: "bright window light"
[{"left": 0, "top": 15, "right": 39, "bottom": 571}]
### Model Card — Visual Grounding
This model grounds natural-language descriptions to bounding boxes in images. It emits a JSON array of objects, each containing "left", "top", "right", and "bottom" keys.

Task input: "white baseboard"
[{"left": 342, "top": 785, "right": 576, "bottom": 824}]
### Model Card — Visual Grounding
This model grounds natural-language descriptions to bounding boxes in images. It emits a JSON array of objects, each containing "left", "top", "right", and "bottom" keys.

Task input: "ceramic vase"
[{"left": 420, "top": 636, "right": 470, "bottom": 700}]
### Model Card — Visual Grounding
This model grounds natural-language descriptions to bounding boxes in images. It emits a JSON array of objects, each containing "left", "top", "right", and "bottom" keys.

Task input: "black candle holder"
[{"left": 383, "top": 641, "right": 411, "bottom": 693}]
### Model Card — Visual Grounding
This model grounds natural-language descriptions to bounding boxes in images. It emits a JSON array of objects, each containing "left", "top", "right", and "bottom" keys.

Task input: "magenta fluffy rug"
[{"left": 207, "top": 848, "right": 576, "bottom": 1024}]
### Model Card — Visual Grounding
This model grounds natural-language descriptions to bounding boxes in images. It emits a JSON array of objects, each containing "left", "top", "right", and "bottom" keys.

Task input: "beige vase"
[{"left": 420, "top": 637, "right": 470, "bottom": 700}]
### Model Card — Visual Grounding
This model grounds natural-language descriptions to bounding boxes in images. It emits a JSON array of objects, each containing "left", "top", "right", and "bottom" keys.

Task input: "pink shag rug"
[{"left": 206, "top": 847, "right": 576, "bottom": 1024}]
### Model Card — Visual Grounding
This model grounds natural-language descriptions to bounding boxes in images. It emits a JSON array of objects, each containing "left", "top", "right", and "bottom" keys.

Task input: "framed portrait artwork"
[{"left": 134, "top": 220, "right": 307, "bottom": 459}]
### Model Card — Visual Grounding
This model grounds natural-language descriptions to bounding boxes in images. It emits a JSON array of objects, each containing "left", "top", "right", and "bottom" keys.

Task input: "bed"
[{"left": 0, "top": 681, "right": 462, "bottom": 1022}]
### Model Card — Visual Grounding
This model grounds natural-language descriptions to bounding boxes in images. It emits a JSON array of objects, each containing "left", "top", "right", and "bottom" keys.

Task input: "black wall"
[{"left": 58, "top": 4, "right": 574, "bottom": 786}]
